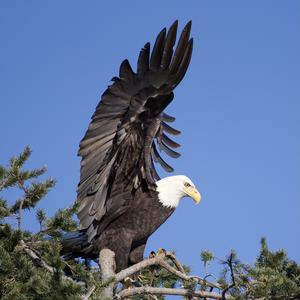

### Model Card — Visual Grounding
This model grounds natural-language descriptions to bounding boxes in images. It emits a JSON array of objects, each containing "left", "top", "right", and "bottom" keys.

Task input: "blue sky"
[{"left": 1, "top": 0, "right": 299, "bottom": 280}]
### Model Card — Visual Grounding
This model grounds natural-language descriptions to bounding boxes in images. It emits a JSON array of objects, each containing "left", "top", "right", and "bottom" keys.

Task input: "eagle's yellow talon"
[
  {"left": 123, "top": 277, "right": 133, "bottom": 289},
  {"left": 157, "top": 248, "right": 166, "bottom": 255}
]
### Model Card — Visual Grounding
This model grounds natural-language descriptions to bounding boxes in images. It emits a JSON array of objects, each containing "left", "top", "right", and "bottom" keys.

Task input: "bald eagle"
[{"left": 62, "top": 20, "right": 201, "bottom": 272}]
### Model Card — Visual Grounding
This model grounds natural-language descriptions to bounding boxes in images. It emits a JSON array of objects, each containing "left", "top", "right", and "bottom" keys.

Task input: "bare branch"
[
  {"left": 190, "top": 275, "right": 221, "bottom": 290},
  {"left": 166, "top": 251, "right": 186, "bottom": 274},
  {"left": 115, "top": 253, "right": 165, "bottom": 282},
  {"left": 115, "top": 251, "right": 221, "bottom": 290},
  {"left": 115, "top": 286, "right": 232, "bottom": 299},
  {"left": 159, "top": 259, "right": 191, "bottom": 281}
]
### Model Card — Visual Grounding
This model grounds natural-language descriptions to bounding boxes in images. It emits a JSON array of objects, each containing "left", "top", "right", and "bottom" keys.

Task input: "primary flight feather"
[{"left": 62, "top": 20, "right": 201, "bottom": 272}]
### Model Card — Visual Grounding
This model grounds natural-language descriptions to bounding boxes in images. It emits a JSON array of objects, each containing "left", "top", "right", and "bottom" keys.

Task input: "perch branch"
[
  {"left": 115, "top": 286, "right": 232, "bottom": 299},
  {"left": 115, "top": 252, "right": 166, "bottom": 282},
  {"left": 115, "top": 251, "right": 221, "bottom": 290}
]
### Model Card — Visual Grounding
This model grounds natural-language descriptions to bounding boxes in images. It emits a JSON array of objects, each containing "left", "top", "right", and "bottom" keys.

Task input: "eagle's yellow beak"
[{"left": 185, "top": 186, "right": 201, "bottom": 204}]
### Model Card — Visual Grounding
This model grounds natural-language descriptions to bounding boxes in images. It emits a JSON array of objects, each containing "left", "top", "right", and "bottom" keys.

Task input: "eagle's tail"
[{"left": 61, "top": 229, "right": 93, "bottom": 259}]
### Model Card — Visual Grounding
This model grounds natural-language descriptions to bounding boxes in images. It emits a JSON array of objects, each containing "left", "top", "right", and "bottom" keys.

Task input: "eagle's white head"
[{"left": 156, "top": 175, "right": 201, "bottom": 208}]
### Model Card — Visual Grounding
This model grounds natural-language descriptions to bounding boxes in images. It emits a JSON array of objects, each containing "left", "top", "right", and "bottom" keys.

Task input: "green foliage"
[
  {"left": 0, "top": 199, "right": 10, "bottom": 219},
  {"left": 247, "top": 238, "right": 300, "bottom": 298},
  {"left": 0, "top": 146, "right": 55, "bottom": 229},
  {"left": 46, "top": 207, "right": 78, "bottom": 233},
  {"left": 200, "top": 249, "right": 213, "bottom": 276},
  {"left": 200, "top": 250, "right": 213, "bottom": 264},
  {"left": 217, "top": 240, "right": 300, "bottom": 299},
  {"left": 10, "top": 179, "right": 56, "bottom": 214},
  {"left": 36, "top": 208, "right": 47, "bottom": 231}
]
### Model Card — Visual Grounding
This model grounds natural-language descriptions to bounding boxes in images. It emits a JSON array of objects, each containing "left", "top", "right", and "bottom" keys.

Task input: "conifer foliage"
[
  {"left": 0, "top": 147, "right": 88, "bottom": 299},
  {"left": 0, "top": 147, "right": 299, "bottom": 299}
]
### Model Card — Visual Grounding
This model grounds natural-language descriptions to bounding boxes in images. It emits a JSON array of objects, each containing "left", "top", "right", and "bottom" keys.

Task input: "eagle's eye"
[{"left": 184, "top": 182, "right": 191, "bottom": 187}]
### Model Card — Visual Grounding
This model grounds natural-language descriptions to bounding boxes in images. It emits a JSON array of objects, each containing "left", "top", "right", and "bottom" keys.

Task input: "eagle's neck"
[{"left": 155, "top": 177, "right": 186, "bottom": 208}]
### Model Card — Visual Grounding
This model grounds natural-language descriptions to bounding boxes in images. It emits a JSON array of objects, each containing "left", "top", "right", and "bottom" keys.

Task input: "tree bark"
[{"left": 99, "top": 248, "right": 116, "bottom": 299}]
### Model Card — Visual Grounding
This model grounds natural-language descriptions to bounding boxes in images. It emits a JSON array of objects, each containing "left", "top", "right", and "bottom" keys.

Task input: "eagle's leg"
[
  {"left": 114, "top": 236, "right": 133, "bottom": 272},
  {"left": 127, "top": 239, "right": 148, "bottom": 284},
  {"left": 96, "top": 229, "right": 133, "bottom": 273},
  {"left": 128, "top": 239, "right": 147, "bottom": 266}
]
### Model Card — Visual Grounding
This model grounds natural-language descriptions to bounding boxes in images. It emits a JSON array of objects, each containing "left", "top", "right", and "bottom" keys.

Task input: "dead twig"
[{"left": 81, "top": 285, "right": 96, "bottom": 300}]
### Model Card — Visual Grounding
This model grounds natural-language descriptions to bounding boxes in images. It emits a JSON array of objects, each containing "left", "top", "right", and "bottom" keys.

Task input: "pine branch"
[
  {"left": 36, "top": 208, "right": 47, "bottom": 231},
  {"left": 18, "top": 240, "right": 85, "bottom": 287},
  {"left": 17, "top": 197, "right": 25, "bottom": 230},
  {"left": 19, "top": 240, "right": 100, "bottom": 300},
  {"left": 11, "top": 146, "right": 32, "bottom": 168},
  {"left": 221, "top": 252, "right": 236, "bottom": 299},
  {"left": 0, "top": 198, "right": 10, "bottom": 219},
  {"left": 19, "top": 240, "right": 56, "bottom": 273}
]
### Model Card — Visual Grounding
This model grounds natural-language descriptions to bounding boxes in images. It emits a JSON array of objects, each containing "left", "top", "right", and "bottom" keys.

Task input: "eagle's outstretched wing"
[{"left": 77, "top": 21, "right": 193, "bottom": 241}]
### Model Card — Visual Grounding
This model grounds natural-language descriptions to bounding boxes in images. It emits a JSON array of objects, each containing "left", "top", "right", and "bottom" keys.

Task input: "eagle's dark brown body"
[
  {"left": 62, "top": 20, "right": 193, "bottom": 272},
  {"left": 94, "top": 187, "right": 174, "bottom": 271}
]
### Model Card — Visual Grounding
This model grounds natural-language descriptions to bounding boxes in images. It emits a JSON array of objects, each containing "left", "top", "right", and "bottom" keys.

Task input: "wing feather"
[
  {"left": 162, "top": 121, "right": 181, "bottom": 135},
  {"left": 161, "top": 133, "right": 180, "bottom": 148},
  {"left": 172, "top": 39, "right": 193, "bottom": 86},
  {"left": 161, "top": 20, "right": 178, "bottom": 69},
  {"left": 158, "top": 140, "right": 181, "bottom": 158},
  {"left": 119, "top": 59, "right": 135, "bottom": 81},
  {"left": 162, "top": 112, "right": 176, "bottom": 123},
  {"left": 77, "top": 21, "right": 193, "bottom": 240},
  {"left": 170, "top": 21, "right": 192, "bottom": 74},
  {"left": 152, "top": 144, "right": 174, "bottom": 172},
  {"left": 150, "top": 28, "right": 166, "bottom": 71},
  {"left": 137, "top": 43, "right": 150, "bottom": 75}
]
